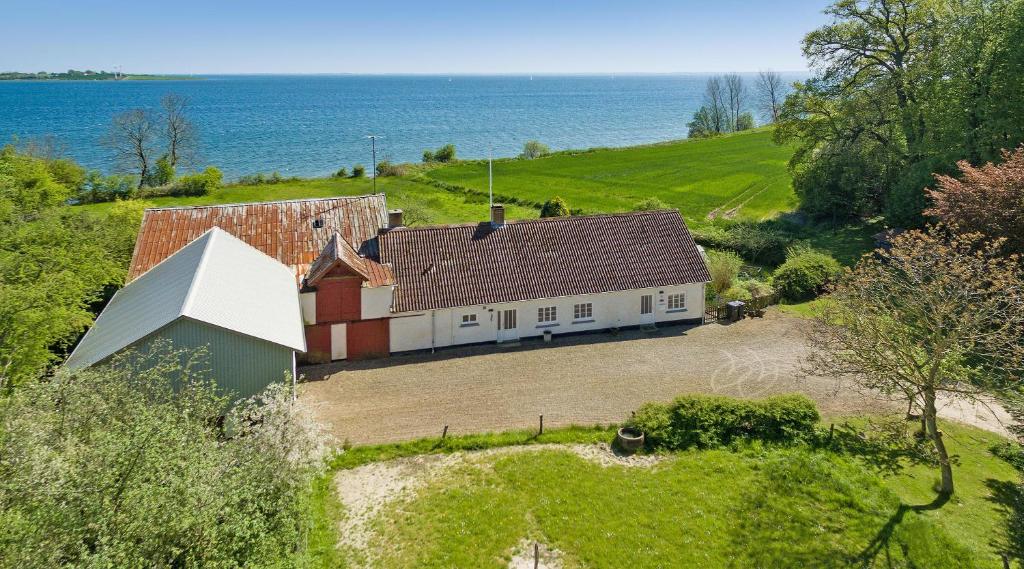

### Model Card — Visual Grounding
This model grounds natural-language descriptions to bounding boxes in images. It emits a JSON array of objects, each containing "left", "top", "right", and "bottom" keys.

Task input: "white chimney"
[{"left": 388, "top": 209, "right": 404, "bottom": 228}]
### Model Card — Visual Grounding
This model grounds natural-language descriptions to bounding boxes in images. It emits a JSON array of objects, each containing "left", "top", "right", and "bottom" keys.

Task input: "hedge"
[{"left": 627, "top": 394, "right": 820, "bottom": 450}]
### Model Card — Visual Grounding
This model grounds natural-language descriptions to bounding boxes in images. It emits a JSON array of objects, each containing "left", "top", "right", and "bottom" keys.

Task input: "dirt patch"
[
  {"left": 508, "top": 538, "right": 564, "bottom": 569},
  {"left": 335, "top": 453, "right": 459, "bottom": 562}
]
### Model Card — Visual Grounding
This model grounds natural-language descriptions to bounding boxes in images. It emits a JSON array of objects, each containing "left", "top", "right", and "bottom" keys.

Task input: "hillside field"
[
  {"left": 78, "top": 129, "right": 796, "bottom": 228},
  {"left": 425, "top": 128, "right": 797, "bottom": 223}
]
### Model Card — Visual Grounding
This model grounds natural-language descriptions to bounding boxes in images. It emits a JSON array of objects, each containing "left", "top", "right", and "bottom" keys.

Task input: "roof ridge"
[
  {"left": 144, "top": 193, "right": 386, "bottom": 212},
  {"left": 179, "top": 229, "right": 218, "bottom": 317},
  {"left": 382, "top": 209, "right": 682, "bottom": 234}
]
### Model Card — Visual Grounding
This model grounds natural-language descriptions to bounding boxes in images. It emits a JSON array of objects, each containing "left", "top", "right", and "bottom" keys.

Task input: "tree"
[
  {"left": 0, "top": 147, "right": 125, "bottom": 389},
  {"left": 809, "top": 229, "right": 1024, "bottom": 495},
  {"left": 724, "top": 73, "right": 746, "bottom": 132},
  {"left": 540, "top": 197, "right": 570, "bottom": 218},
  {"left": 756, "top": 70, "right": 784, "bottom": 122},
  {"left": 704, "top": 76, "right": 728, "bottom": 134},
  {"left": 147, "top": 154, "right": 175, "bottom": 187},
  {"left": 104, "top": 109, "right": 157, "bottom": 188},
  {"left": 687, "top": 107, "right": 718, "bottom": 138},
  {"left": 434, "top": 144, "right": 456, "bottom": 163},
  {"left": 736, "top": 112, "right": 755, "bottom": 131},
  {"left": 925, "top": 145, "right": 1024, "bottom": 255},
  {"left": 776, "top": 0, "right": 1024, "bottom": 225},
  {"left": 160, "top": 93, "right": 196, "bottom": 169},
  {"left": 520, "top": 140, "right": 550, "bottom": 159},
  {"left": 0, "top": 345, "right": 327, "bottom": 565}
]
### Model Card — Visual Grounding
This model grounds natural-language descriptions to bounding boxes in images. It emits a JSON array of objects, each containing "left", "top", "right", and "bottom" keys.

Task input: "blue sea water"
[{"left": 0, "top": 74, "right": 802, "bottom": 179}]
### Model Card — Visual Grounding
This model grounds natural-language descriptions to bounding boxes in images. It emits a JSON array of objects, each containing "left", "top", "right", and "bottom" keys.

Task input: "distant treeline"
[{"left": 0, "top": 70, "right": 192, "bottom": 81}]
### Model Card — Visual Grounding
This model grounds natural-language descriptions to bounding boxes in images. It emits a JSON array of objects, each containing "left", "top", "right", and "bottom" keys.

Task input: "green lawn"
[
  {"left": 77, "top": 175, "right": 537, "bottom": 225},
  {"left": 424, "top": 129, "right": 796, "bottom": 223},
  {"left": 318, "top": 421, "right": 1018, "bottom": 568}
]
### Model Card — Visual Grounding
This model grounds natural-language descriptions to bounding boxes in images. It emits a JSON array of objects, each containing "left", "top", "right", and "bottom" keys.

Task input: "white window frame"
[
  {"left": 667, "top": 293, "right": 686, "bottom": 311},
  {"left": 573, "top": 302, "right": 593, "bottom": 321},
  {"left": 461, "top": 313, "right": 478, "bottom": 326},
  {"left": 537, "top": 306, "right": 558, "bottom": 323}
]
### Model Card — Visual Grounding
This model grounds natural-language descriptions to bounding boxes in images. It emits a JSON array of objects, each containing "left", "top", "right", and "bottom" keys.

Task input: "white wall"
[
  {"left": 299, "top": 292, "right": 317, "bottom": 325},
  {"left": 389, "top": 283, "right": 706, "bottom": 353},
  {"left": 361, "top": 285, "right": 394, "bottom": 320}
]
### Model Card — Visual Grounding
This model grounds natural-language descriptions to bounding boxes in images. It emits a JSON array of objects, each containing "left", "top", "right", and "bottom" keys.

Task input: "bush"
[
  {"left": 75, "top": 171, "right": 137, "bottom": 203},
  {"left": 772, "top": 246, "right": 842, "bottom": 301},
  {"left": 351, "top": 164, "right": 365, "bottom": 178},
  {"left": 628, "top": 394, "right": 820, "bottom": 450},
  {"left": 168, "top": 166, "right": 222, "bottom": 197},
  {"left": 632, "top": 197, "right": 670, "bottom": 211},
  {"left": 540, "top": 196, "right": 570, "bottom": 218},
  {"left": 422, "top": 150, "right": 435, "bottom": 163},
  {"left": 721, "top": 285, "right": 753, "bottom": 303},
  {"left": 333, "top": 167, "right": 348, "bottom": 178},
  {"left": 520, "top": 140, "right": 550, "bottom": 159},
  {"left": 736, "top": 112, "right": 755, "bottom": 131},
  {"left": 692, "top": 222, "right": 794, "bottom": 265},
  {"left": 0, "top": 346, "right": 327, "bottom": 566},
  {"left": 738, "top": 278, "right": 774, "bottom": 298},
  {"left": 145, "top": 155, "right": 175, "bottom": 187},
  {"left": 433, "top": 144, "right": 456, "bottom": 163},
  {"left": 706, "top": 250, "right": 743, "bottom": 296},
  {"left": 375, "top": 160, "right": 406, "bottom": 177}
]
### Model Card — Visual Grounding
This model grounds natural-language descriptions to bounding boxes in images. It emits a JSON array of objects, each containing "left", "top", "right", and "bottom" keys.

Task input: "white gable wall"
[{"left": 389, "top": 282, "right": 705, "bottom": 353}]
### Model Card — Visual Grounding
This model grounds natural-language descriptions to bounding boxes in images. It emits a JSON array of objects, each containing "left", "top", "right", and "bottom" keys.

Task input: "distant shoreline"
[{"left": 0, "top": 71, "right": 201, "bottom": 81}]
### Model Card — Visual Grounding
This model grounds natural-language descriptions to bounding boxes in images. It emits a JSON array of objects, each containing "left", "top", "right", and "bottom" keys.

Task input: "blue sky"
[{"left": 1, "top": 1, "right": 830, "bottom": 74}]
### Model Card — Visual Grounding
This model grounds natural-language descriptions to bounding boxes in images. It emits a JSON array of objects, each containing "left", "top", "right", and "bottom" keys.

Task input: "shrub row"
[
  {"left": 627, "top": 394, "right": 820, "bottom": 450},
  {"left": 692, "top": 221, "right": 795, "bottom": 265},
  {"left": 138, "top": 166, "right": 223, "bottom": 198}
]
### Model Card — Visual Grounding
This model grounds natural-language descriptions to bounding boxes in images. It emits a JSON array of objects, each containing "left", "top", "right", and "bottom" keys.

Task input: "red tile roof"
[
  {"left": 306, "top": 232, "right": 395, "bottom": 287},
  {"left": 379, "top": 210, "right": 711, "bottom": 313},
  {"left": 128, "top": 195, "right": 388, "bottom": 283}
]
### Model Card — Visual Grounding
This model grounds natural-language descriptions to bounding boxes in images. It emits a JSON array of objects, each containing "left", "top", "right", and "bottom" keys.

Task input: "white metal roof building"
[{"left": 67, "top": 228, "right": 306, "bottom": 401}]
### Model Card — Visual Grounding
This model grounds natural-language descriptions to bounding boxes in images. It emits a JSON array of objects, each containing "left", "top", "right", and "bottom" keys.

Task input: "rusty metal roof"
[
  {"left": 306, "top": 232, "right": 395, "bottom": 287},
  {"left": 128, "top": 195, "right": 389, "bottom": 283},
  {"left": 380, "top": 210, "right": 711, "bottom": 313}
]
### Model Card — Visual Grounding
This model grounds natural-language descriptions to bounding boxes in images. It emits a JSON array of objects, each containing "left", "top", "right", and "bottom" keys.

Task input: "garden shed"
[{"left": 65, "top": 228, "right": 306, "bottom": 401}]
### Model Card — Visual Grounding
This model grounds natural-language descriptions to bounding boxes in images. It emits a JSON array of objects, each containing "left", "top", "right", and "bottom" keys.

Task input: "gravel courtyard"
[{"left": 298, "top": 311, "right": 910, "bottom": 445}]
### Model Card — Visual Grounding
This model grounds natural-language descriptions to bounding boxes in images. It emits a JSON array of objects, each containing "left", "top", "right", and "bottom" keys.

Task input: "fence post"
[
  {"left": 442, "top": 425, "right": 448, "bottom": 439},
  {"left": 539, "top": 414, "right": 544, "bottom": 436},
  {"left": 534, "top": 542, "right": 540, "bottom": 569},
  {"left": 828, "top": 423, "right": 835, "bottom": 445}
]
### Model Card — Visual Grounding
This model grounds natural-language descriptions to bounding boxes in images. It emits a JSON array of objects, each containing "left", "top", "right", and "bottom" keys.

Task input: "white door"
[
  {"left": 640, "top": 294, "right": 655, "bottom": 324},
  {"left": 497, "top": 309, "right": 518, "bottom": 342},
  {"left": 330, "top": 323, "right": 347, "bottom": 360}
]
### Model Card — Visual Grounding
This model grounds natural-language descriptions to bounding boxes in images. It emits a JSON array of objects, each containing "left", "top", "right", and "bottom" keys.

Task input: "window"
[
  {"left": 573, "top": 303, "right": 593, "bottom": 320},
  {"left": 537, "top": 306, "right": 557, "bottom": 323},
  {"left": 667, "top": 293, "right": 686, "bottom": 311},
  {"left": 461, "top": 313, "right": 478, "bottom": 326},
  {"left": 641, "top": 294, "right": 653, "bottom": 315}
]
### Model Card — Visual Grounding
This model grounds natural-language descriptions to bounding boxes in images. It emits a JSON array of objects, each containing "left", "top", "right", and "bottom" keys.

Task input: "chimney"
[
  {"left": 490, "top": 204, "right": 505, "bottom": 227},
  {"left": 388, "top": 209, "right": 404, "bottom": 228}
]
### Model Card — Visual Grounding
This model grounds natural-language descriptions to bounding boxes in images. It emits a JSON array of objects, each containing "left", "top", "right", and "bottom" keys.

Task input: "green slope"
[{"left": 425, "top": 129, "right": 796, "bottom": 224}]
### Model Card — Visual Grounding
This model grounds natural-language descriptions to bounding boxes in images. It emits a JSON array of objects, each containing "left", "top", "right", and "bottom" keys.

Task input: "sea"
[{"left": 0, "top": 74, "right": 803, "bottom": 179}]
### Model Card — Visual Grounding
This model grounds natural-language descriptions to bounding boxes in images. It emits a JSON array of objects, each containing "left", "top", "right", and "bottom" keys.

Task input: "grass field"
[
  {"left": 76, "top": 175, "right": 538, "bottom": 225},
  {"left": 425, "top": 129, "right": 796, "bottom": 223},
  {"left": 76, "top": 129, "right": 793, "bottom": 228},
  {"left": 318, "top": 421, "right": 1018, "bottom": 568}
]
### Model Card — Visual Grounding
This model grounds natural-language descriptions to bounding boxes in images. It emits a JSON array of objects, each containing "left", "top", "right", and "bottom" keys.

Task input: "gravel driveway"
[{"left": 298, "top": 311, "right": 907, "bottom": 445}]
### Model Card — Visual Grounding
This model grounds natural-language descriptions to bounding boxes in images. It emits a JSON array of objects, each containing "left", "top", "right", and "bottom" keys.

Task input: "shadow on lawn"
[
  {"left": 855, "top": 493, "right": 952, "bottom": 567},
  {"left": 986, "top": 478, "right": 1024, "bottom": 565},
  {"left": 826, "top": 420, "right": 936, "bottom": 476}
]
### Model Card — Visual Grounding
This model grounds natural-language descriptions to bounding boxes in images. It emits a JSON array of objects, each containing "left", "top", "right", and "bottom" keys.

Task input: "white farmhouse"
[{"left": 378, "top": 205, "right": 711, "bottom": 353}]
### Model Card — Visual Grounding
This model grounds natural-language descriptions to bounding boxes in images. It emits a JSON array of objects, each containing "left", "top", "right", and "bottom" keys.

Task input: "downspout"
[
  {"left": 291, "top": 352, "right": 297, "bottom": 401},
  {"left": 431, "top": 310, "right": 436, "bottom": 353}
]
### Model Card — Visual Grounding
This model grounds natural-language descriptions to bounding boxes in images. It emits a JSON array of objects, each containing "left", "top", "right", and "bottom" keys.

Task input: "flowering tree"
[
  {"left": 926, "top": 146, "right": 1024, "bottom": 255},
  {"left": 809, "top": 229, "right": 1024, "bottom": 496}
]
